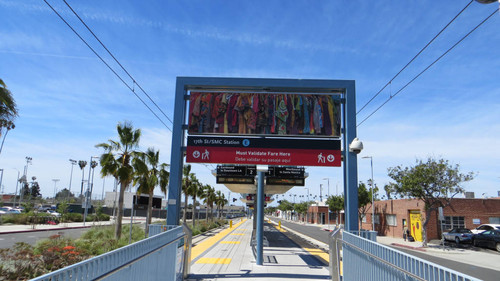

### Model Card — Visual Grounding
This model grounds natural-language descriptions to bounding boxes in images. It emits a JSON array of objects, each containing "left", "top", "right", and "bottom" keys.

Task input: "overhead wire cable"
[
  {"left": 356, "top": 0, "right": 475, "bottom": 115},
  {"left": 357, "top": 7, "right": 499, "bottom": 127},
  {"left": 61, "top": 0, "right": 174, "bottom": 126},
  {"left": 43, "top": 0, "right": 172, "bottom": 131}
]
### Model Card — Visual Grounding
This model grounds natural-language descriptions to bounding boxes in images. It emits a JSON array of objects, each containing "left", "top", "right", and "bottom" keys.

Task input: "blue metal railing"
[
  {"left": 346, "top": 230, "right": 377, "bottom": 242},
  {"left": 31, "top": 226, "right": 186, "bottom": 281},
  {"left": 148, "top": 224, "right": 178, "bottom": 237},
  {"left": 340, "top": 231, "right": 480, "bottom": 281}
]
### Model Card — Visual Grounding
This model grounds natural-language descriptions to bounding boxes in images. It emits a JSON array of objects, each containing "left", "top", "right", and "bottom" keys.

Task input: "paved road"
[
  {"left": 0, "top": 228, "right": 87, "bottom": 249},
  {"left": 269, "top": 217, "right": 500, "bottom": 281}
]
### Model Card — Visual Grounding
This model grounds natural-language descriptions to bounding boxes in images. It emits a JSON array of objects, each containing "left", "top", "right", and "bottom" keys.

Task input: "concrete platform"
[{"left": 188, "top": 219, "right": 330, "bottom": 281}]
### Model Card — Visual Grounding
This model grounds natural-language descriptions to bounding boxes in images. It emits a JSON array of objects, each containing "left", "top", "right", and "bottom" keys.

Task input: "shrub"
[
  {"left": 98, "top": 213, "right": 110, "bottom": 221},
  {"left": 0, "top": 225, "right": 146, "bottom": 279},
  {"left": 0, "top": 238, "right": 89, "bottom": 280},
  {"left": 66, "top": 213, "right": 83, "bottom": 222},
  {"left": 77, "top": 225, "right": 145, "bottom": 255}
]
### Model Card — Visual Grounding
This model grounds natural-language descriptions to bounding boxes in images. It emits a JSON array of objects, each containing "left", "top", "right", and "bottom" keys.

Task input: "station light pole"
[
  {"left": 322, "top": 178, "right": 331, "bottom": 198},
  {"left": 20, "top": 157, "right": 32, "bottom": 204},
  {"left": 12, "top": 168, "right": 20, "bottom": 207},
  {"left": 83, "top": 157, "right": 99, "bottom": 226},
  {"left": 68, "top": 159, "right": 77, "bottom": 201},
  {"left": 52, "top": 179, "right": 60, "bottom": 201},
  {"left": 362, "top": 156, "right": 375, "bottom": 231}
]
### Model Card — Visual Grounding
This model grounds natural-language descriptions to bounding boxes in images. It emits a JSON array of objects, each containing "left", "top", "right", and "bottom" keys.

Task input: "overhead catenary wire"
[
  {"left": 356, "top": 0, "right": 475, "bottom": 115},
  {"left": 61, "top": 0, "right": 174, "bottom": 127},
  {"left": 357, "top": 7, "right": 499, "bottom": 127},
  {"left": 43, "top": 0, "right": 172, "bottom": 131}
]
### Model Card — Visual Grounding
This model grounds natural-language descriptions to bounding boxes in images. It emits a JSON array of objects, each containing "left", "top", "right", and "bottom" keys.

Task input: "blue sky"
[{"left": 0, "top": 0, "right": 498, "bottom": 205}]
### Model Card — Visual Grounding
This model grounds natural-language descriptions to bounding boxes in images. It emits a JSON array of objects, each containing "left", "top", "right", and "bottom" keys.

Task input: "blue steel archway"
[{"left": 166, "top": 77, "right": 359, "bottom": 232}]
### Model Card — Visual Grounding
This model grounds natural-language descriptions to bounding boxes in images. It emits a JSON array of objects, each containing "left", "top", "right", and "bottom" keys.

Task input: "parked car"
[
  {"left": 8, "top": 209, "right": 22, "bottom": 214},
  {"left": 473, "top": 229, "right": 500, "bottom": 252},
  {"left": 46, "top": 210, "right": 61, "bottom": 217},
  {"left": 442, "top": 228, "right": 473, "bottom": 244},
  {"left": 471, "top": 224, "right": 500, "bottom": 234}
]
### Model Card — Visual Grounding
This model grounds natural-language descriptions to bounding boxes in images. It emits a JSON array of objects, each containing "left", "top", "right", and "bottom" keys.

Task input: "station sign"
[
  {"left": 216, "top": 165, "right": 256, "bottom": 177},
  {"left": 267, "top": 166, "right": 304, "bottom": 178},
  {"left": 186, "top": 136, "right": 341, "bottom": 167},
  {"left": 216, "top": 165, "right": 256, "bottom": 184}
]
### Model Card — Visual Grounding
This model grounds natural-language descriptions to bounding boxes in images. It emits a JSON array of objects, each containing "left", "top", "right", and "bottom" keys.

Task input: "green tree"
[
  {"left": 133, "top": 147, "right": 169, "bottom": 234},
  {"left": 181, "top": 164, "right": 196, "bottom": 224},
  {"left": 277, "top": 199, "right": 294, "bottom": 212},
  {"left": 191, "top": 178, "right": 204, "bottom": 227},
  {"left": 294, "top": 201, "right": 311, "bottom": 221},
  {"left": 387, "top": 157, "right": 474, "bottom": 246},
  {"left": 55, "top": 188, "right": 75, "bottom": 200},
  {"left": 96, "top": 121, "right": 141, "bottom": 239},
  {"left": 358, "top": 182, "right": 377, "bottom": 228},
  {"left": 277, "top": 199, "right": 294, "bottom": 220},
  {"left": 201, "top": 185, "right": 216, "bottom": 221},
  {"left": 215, "top": 190, "right": 227, "bottom": 218},
  {"left": 266, "top": 206, "right": 277, "bottom": 215},
  {"left": 326, "top": 194, "right": 344, "bottom": 225},
  {"left": 20, "top": 181, "right": 30, "bottom": 198},
  {"left": 30, "top": 181, "right": 42, "bottom": 198},
  {"left": 57, "top": 201, "right": 69, "bottom": 222}
]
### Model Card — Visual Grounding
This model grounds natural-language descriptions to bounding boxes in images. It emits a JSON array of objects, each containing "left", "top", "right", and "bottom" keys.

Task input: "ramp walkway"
[{"left": 188, "top": 219, "right": 330, "bottom": 281}]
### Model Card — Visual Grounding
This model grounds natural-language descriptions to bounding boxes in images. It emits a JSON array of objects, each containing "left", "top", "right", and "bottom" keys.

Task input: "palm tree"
[
  {"left": 191, "top": 178, "right": 204, "bottom": 228},
  {"left": 133, "top": 148, "right": 169, "bottom": 235},
  {"left": 0, "top": 79, "right": 18, "bottom": 156},
  {"left": 0, "top": 79, "right": 18, "bottom": 129},
  {"left": 215, "top": 191, "right": 228, "bottom": 219},
  {"left": 201, "top": 185, "right": 216, "bottom": 221},
  {"left": 182, "top": 165, "right": 193, "bottom": 224},
  {"left": 96, "top": 121, "right": 141, "bottom": 239},
  {"left": 219, "top": 194, "right": 228, "bottom": 219}
]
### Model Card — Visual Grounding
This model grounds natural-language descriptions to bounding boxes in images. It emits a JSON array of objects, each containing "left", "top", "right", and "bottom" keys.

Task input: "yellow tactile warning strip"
[
  {"left": 190, "top": 218, "right": 247, "bottom": 261},
  {"left": 196, "top": 257, "right": 232, "bottom": 264},
  {"left": 229, "top": 233, "right": 245, "bottom": 235},
  {"left": 220, "top": 241, "right": 241, "bottom": 244}
]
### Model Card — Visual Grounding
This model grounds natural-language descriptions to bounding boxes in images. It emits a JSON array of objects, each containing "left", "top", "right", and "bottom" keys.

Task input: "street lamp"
[
  {"left": 322, "top": 178, "right": 331, "bottom": 198},
  {"left": 20, "top": 157, "right": 32, "bottom": 204},
  {"left": 319, "top": 184, "right": 323, "bottom": 202},
  {"left": 83, "top": 156, "right": 99, "bottom": 226},
  {"left": 11, "top": 168, "right": 20, "bottom": 207},
  {"left": 52, "top": 179, "right": 60, "bottom": 201},
  {"left": 362, "top": 156, "right": 375, "bottom": 231},
  {"left": 68, "top": 159, "right": 77, "bottom": 201},
  {"left": 0, "top": 169, "right": 4, "bottom": 194}
]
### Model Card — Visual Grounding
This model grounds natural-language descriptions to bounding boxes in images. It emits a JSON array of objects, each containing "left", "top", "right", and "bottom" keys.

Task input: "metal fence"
[
  {"left": 31, "top": 225, "right": 189, "bottom": 281},
  {"left": 148, "top": 224, "right": 178, "bottom": 237},
  {"left": 330, "top": 227, "right": 481, "bottom": 281}
]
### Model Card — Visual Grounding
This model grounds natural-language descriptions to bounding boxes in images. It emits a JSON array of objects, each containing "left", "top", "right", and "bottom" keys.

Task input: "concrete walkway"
[{"left": 188, "top": 219, "right": 330, "bottom": 281}]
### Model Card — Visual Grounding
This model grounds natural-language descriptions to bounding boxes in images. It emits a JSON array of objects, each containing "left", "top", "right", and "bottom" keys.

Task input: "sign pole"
[{"left": 256, "top": 170, "right": 265, "bottom": 265}]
